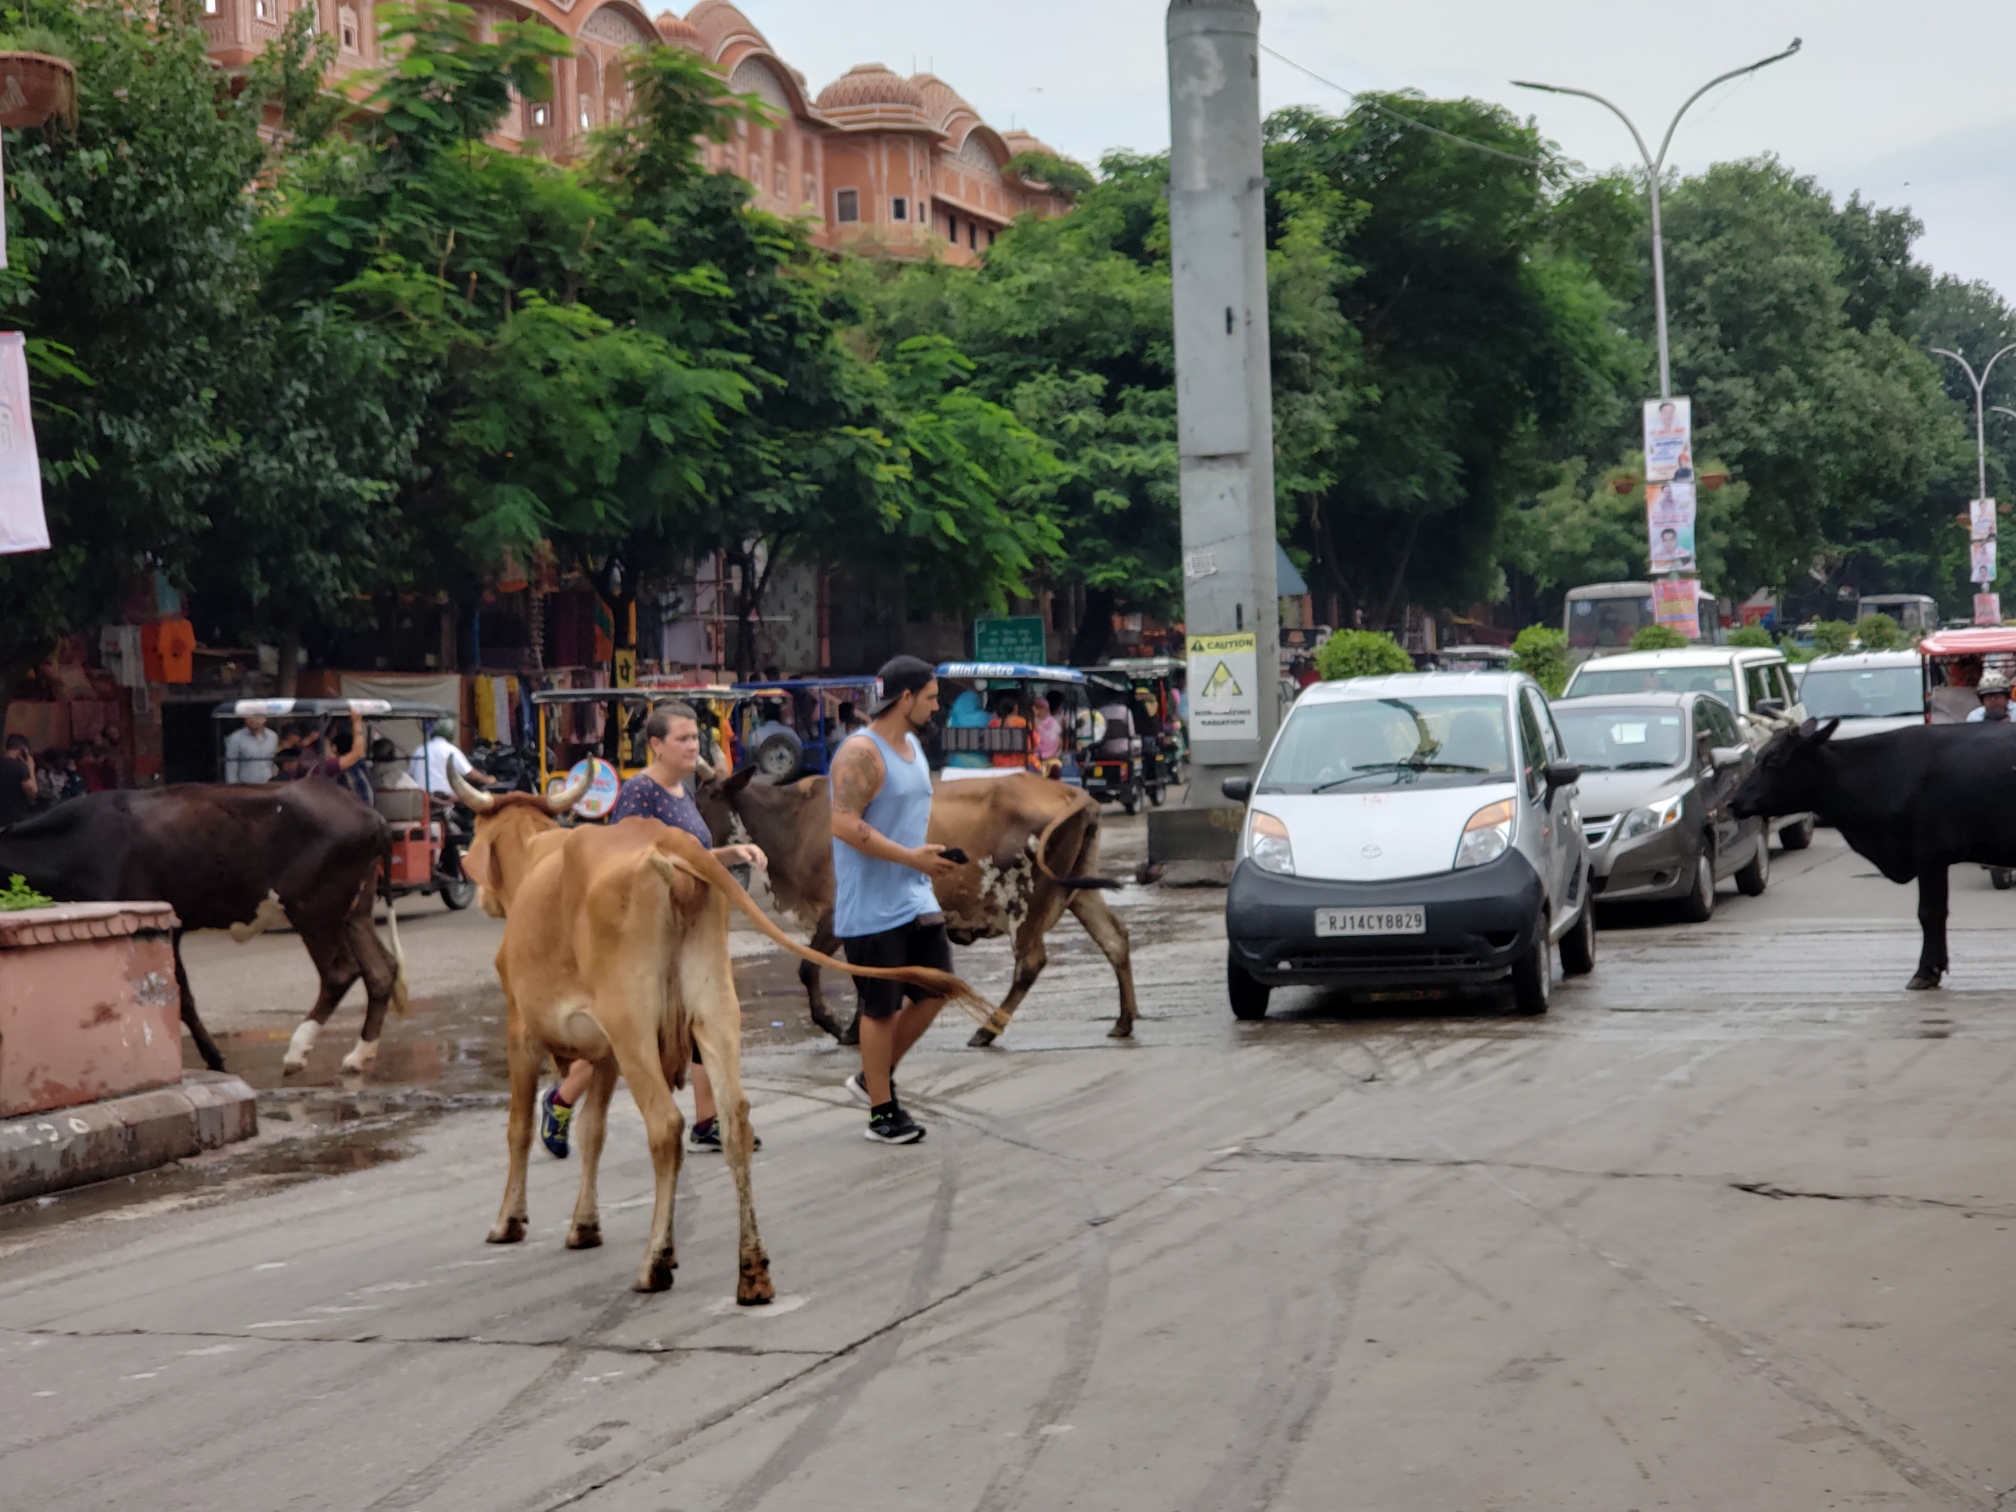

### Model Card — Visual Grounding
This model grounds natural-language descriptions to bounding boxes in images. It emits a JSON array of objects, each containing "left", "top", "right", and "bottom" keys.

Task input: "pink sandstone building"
[{"left": 201, "top": 0, "right": 1073, "bottom": 264}]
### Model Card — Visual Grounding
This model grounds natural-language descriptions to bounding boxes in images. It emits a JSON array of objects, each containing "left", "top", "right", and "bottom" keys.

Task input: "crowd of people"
[{"left": 0, "top": 730, "right": 125, "bottom": 825}]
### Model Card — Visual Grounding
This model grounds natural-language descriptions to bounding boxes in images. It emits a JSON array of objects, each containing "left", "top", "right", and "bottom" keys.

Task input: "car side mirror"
[
  {"left": 1541, "top": 762, "right": 1583, "bottom": 793},
  {"left": 1755, "top": 698, "right": 1786, "bottom": 717},
  {"left": 1220, "top": 776, "right": 1253, "bottom": 803},
  {"left": 1711, "top": 745, "right": 1749, "bottom": 769}
]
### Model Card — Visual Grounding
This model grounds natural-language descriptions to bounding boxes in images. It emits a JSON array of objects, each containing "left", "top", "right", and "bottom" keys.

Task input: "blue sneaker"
[{"left": 539, "top": 1085, "right": 573, "bottom": 1159}]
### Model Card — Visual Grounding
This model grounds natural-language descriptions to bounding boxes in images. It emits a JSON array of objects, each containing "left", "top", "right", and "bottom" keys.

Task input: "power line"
[{"left": 1259, "top": 43, "right": 1548, "bottom": 168}]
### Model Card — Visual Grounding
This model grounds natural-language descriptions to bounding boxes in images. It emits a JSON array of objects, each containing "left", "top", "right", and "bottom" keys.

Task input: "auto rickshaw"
[
  {"left": 1920, "top": 629, "right": 2016, "bottom": 887},
  {"left": 1098, "top": 655, "right": 1187, "bottom": 800},
  {"left": 930, "top": 661, "right": 1103, "bottom": 789},
  {"left": 530, "top": 686, "right": 747, "bottom": 819},
  {"left": 212, "top": 697, "right": 475, "bottom": 909},
  {"left": 730, "top": 676, "right": 880, "bottom": 780}
]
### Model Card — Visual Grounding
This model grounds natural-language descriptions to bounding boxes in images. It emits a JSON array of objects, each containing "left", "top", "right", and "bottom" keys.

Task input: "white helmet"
[{"left": 1981, "top": 671, "right": 2011, "bottom": 696}]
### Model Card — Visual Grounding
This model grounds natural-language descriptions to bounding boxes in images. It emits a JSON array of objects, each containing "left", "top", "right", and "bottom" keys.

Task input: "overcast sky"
[{"left": 736, "top": 0, "right": 2016, "bottom": 303}]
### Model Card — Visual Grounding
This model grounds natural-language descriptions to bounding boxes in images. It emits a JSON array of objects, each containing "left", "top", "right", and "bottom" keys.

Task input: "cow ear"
[
  {"left": 723, "top": 764, "right": 759, "bottom": 797},
  {"left": 1810, "top": 718, "right": 1841, "bottom": 746},
  {"left": 1798, "top": 717, "right": 1817, "bottom": 737}
]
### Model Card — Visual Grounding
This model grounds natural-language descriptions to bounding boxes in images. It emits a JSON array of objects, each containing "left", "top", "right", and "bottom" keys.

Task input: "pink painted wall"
[{"left": 0, "top": 903, "right": 184, "bottom": 1117}]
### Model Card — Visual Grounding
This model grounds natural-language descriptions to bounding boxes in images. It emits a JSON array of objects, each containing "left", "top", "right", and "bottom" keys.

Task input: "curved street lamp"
[
  {"left": 1514, "top": 39, "right": 1802, "bottom": 399},
  {"left": 1934, "top": 344, "right": 2016, "bottom": 503}
]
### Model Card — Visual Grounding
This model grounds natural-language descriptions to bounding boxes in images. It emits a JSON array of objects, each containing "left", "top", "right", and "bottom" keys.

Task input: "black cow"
[
  {"left": 0, "top": 782, "right": 408, "bottom": 1073},
  {"left": 1730, "top": 719, "right": 2016, "bottom": 988}
]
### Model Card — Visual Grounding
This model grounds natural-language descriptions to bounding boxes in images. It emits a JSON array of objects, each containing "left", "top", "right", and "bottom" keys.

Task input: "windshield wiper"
[
  {"left": 1612, "top": 759, "right": 1678, "bottom": 770},
  {"left": 1309, "top": 759, "right": 1491, "bottom": 793}
]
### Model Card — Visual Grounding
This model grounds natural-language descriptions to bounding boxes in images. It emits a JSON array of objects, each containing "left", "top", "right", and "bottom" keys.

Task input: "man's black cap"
[{"left": 871, "top": 655, "right": 937, "bottom": 715}]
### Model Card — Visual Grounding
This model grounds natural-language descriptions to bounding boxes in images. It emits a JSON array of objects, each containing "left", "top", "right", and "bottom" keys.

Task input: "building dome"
[
  {"left": 653, "top": 10, "right": 702, "bottom": 49},
  {"left": 687, "top": 0, "right": 770, "bottom": 59},
  {"left": 1002, "top": 129, "right": 1060, "bottom": 159},
  {"left": 910, "top": 72, "right": 976, "bottom": 132},
  {"left": 815, "top": 63, "right": 927, "bottom": 116}
]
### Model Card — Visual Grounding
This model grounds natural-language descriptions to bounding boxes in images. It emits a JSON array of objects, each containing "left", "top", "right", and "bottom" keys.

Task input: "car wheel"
[
  {"left": 754, "top": 732, "right": 802, "bottom": 782},
  {"left": 1559, "top": 894, "right": 1596, "bottom": 977},
  {"left": 1227, "top": 955, "right": 1271, "bottom": 1021},
  {"left": 441, "top": 875, "right": 476, "bottom": 911},
  {"left": 1993, "top": 868, "right": 2015, "bottom": 891},
  {"left": 1122, "top": 793, "right": 1140, "bottom": 816},
  {"left": 1678, "top": 848, "right": 1716, "bottom": 923},
  {"left": 1511, "top": 914, "right": 1552, "bottom": 1014},
  {"left": 1779, "top": 815, "right": 1815, "bottom": 851},
  {"left": 1735, "top": 833, "right": 1770, "bottom": 896},
  {"left": 1146, "top": 783, "right": 1166, "bottom": 807}
]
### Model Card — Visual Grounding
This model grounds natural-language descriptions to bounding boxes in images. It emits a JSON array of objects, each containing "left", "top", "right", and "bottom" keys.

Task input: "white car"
[
  {"left": 1559, "top": 645, "right": 1814, "bottom": 849},
  {"left": 1223, "top": 671, "right": 1594, "bottom": 1018},
  {"left": 1794, "top": 650, "right": 1922, "bottom": 739}
]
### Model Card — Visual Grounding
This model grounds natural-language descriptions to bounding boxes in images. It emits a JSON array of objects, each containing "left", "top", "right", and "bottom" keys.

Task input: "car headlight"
[
  {"left": 1618, "top": 793, "right": 1685, "bottom": 840},
  {"left": 1246, "top": 810, "right": 1295, "bottom": 876},
  {"left": 1454, "top": 799, "right": 1515, "bottom": 870}
]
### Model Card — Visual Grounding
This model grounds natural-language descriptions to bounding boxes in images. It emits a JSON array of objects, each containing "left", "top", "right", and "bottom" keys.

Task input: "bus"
[
  {"left": 1855, "top": 593, "right": 1938, "bottom": 634},
  {"left": 1564, "top": 581, "right": 1724, "bottom": 664}
]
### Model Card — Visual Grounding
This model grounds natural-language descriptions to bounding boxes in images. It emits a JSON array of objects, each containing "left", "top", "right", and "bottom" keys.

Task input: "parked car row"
[{"left": 1223, "top": 642, "right": 1817, "bottom": 1022}]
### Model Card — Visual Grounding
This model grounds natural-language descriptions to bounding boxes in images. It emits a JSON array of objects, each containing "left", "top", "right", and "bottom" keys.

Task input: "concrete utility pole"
[{"left": 1166, "top": 0, "right": 1278, "bottom": 820}]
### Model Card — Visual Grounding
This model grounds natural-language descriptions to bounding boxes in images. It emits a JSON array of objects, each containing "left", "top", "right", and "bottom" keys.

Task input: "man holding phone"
[{"left": 829, "top": 655, "right": 960, "bottom": 1144}]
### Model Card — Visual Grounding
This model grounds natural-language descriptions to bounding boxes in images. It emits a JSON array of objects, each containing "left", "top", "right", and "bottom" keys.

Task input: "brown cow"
[
  {"left": 454, "top": 770, "right": 990, "bottom": 1299},
  {"left": 694, "top": 768, "right": 1136, "bottom": 1047}
]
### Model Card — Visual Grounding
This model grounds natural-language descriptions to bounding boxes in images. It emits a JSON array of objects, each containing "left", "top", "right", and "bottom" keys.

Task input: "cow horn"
[
  {"left": 543, "top": 765, "right": 593, "bottom": 816},
  {"left": 448, "top": 763, "right": 494, "bottom": 812},
  {"left": 694, "top": 759, "right": 715, "bottom": 782}
]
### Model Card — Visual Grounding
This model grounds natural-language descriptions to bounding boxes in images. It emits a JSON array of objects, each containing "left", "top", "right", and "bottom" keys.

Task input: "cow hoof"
[
  {"left": 566, "top": 1223, "right": 602, "bottom": 1250},
  {"left": 1107, "top": 1021, "right": 1134, "bottom": 1039},
  {"left": 737, "top": 1269, "right": 776, "bottom": 1307},
  {"left": 281, "top": 1058, "right": 306, "bottom": 1077},
  {"left": 487, "top": 1217, "right": 527, "bottom": 1245},
  {"left": 339, "top": 1040, "right": 378, "bottom": 1074},
  {"left": 634, "top": 1259, "right": 676, "bottom": 1293},
  {"left": 966, "top": 1027, "right": 998, "bottom": 1048},
  {"left": 1906, "top": 973, "right": 1943, "bottom": 991}
]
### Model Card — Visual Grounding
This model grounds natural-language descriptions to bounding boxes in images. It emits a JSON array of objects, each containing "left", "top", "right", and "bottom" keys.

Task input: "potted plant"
[{"left": 0, "top": 29, "right": 75, "bottom": 131}]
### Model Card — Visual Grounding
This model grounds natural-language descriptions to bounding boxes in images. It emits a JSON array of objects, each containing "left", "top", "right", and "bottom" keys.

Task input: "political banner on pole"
[
  {"left": 1971, "top": 498, "right": 1998, "bottom": 540},
  {"left": 1647, "top": 479, "right": 1697, "bottom": 572},
  {"left": 1971, "top": 538, "right": 1997, "bottom": 584},
  {"left": 0, "top": 331, "right": 46, "bottom": 555},
  {"left": 1653, "top": 577, "right": 1699, "bottom": 637},
  {"left": 1642, "top": 396, "right": 1692, "bottom": 483},
  {"left": 1975, "top": 592, "right": 2002, "bottom": 627}
]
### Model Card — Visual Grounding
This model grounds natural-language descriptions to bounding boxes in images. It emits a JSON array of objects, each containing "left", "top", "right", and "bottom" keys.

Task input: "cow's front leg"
[
  {"left": 341, "top": 892, "right": 399, "bottom": 1075},
  {"left": 172, "top": 934, "right": 227, "bottom": 1072},
  {"left": 690, "top": 1013, "right": 774, "bottom": 1306},
  {"left": 1909, "top": 865, "right": 1950, "bottom": 989},
  {"left": 487, "top": 1016, "right": 540, "bottom": 1244},
  {"left": 802, "top": 914, "right": 845, "bottom": 1039},
  {"left": 968, "top": 903, "right": 1062, "bottom": 1047},
  {"left": 566, "top": 1057, "right": 620, "bottom": 1250},
  {"left": 1066, "top": 888, "right": 1138, "bottom": 1039}
]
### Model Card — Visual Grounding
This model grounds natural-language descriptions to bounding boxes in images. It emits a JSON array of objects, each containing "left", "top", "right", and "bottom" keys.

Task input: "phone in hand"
[{"left": 938, "top": 847, "right": 970, "bottom": 866}]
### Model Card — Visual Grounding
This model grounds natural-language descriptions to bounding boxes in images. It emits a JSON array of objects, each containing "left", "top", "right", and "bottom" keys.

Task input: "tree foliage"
[
  {"left": 1509, "top": 625, "right": 1569, "bottom": 697},
  {"left": 1314, "top": 629, "right": 1413, "bottom": 681}
]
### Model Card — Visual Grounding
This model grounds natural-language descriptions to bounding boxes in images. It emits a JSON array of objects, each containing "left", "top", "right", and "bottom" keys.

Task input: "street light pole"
[
  {"left": 1936, "top": 345, "right": 2016, "bottom": 502},
  {"left": 1514, "top": 40, "right": 1801, "bottom": 399}
]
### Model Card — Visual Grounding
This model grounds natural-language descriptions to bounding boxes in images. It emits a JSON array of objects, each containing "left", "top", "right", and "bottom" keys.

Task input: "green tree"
[
  {"left": 1509, "top": 625, "right": 1569, "bottom": 696},
  {"left": 1629, "top": 624, "right": 1687, "bottom": 651},
  {"left": 1314, "top": 629, "right": 1413, "bottom": 680},
  {"left": 1727, "top": 624, "right": 1774, "bottom": 648},
  {"left": 1810, "top": 620, "right": 1856, "bottom": 655},
  {"left": 1855, "top": 611, "right": 1902, "bottom": 649}
]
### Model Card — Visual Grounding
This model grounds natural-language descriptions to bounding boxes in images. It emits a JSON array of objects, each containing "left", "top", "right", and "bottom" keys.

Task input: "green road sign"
[{"left": 972, "top": 615, "right": 1048, "bottom": 665}]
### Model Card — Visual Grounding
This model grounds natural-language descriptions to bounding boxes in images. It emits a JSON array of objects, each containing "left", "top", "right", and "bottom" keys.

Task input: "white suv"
[{"left": 1559, "top": 647, "right": 1814, "bottom": 848}]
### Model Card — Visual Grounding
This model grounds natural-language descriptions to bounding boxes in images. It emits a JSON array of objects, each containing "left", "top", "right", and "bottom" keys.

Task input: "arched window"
[
  {"left": 603, "top": 58, "right": 625, "bottom": 122},
  {"left": 576, "top": 56, "right": 596, "bottom": 132},
  {"left": 338, "top": 4, "right": 358, "bottom": 49}
]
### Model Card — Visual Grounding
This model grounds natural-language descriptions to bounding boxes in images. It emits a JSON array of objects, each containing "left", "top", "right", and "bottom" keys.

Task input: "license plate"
[{"left": 1315, "top": 906, "right": 1426, "bottom": 937}]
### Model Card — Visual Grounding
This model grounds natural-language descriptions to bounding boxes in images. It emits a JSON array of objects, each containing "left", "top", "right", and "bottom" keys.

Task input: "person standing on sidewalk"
[{"left": 830, "top": 655, "right": 960, "bottom": 1144}]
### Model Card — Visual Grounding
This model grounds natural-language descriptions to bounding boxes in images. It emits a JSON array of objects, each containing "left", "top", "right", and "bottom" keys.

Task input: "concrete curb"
[{"left": 0, "top": 1072, "right": 258, "bottom": 1204}]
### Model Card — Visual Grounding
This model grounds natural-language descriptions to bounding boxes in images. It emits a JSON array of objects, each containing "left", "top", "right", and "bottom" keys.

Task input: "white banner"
[
  {"left": 1971, "top": 498, "right": 1998, "bottom": 541},
  {"left": 1642, "top": 396, "right": 1693, "bottom": 484},
  {"left": 1647, "top": 480, "right": 1697, "bottom": 572},
  {"left": 0, "top": 332, "right": 46, "bottom": 554},
  {"left": 1972, "top": 539, "right": 1997, "bottom": 584}
]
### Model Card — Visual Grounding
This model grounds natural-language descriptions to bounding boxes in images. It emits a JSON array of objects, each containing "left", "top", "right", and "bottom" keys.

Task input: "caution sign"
[{"left": 1187, "top": 632, "right": 1260, "bottom": 743}]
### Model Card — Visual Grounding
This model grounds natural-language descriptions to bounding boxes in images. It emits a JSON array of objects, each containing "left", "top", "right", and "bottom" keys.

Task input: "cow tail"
[
  {"left": 1031, "top": 794, "right": 1123, "bottom": 891},
  {"left": 647, "top": 835, "right": 996, "bottom": 1027},
  {"left": 384, "top": 903, "right": 409, "bottom": 1016}
]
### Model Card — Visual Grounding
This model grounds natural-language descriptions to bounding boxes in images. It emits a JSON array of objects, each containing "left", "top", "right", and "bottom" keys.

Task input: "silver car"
[{"left": 1794, "top": 650, "right": 1922, "bottom": 740}]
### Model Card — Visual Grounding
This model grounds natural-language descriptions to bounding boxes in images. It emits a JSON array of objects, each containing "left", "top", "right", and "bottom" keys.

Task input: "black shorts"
[{"left": 842, "top": 916, "right": 953, "bottom": 1020}]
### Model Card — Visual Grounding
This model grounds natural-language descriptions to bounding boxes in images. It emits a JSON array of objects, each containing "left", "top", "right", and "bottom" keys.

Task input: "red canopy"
[{"left": 1918, "top": 627, "right": 2016, "bottom": 656}]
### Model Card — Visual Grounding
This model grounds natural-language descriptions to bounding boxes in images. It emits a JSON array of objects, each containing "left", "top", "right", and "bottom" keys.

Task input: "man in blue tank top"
[{"left": 830, "top": 655, "right": 960, "bottom": 1144}]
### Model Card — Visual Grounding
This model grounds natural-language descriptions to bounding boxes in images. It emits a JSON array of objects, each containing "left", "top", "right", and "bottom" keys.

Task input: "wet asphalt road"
[{"left": 2, "top": 815, "right": 2014, "bottom": 1510}]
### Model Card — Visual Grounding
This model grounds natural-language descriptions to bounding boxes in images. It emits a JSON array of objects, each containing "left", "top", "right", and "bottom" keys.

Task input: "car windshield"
[
  {"left": 1553, "top": 708, "right": 1687, "bottom": 771},
  {"left": 1567, "top": 665, "right": 1738, "bottom": 699},
  {"left": 1799, "top": 666, "right": 1922, "bottom": 720},
  {"left": 1259, "top": 696, "right": 1516, "bottom": 792}
]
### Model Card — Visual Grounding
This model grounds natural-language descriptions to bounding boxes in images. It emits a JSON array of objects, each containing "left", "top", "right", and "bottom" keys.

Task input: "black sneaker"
[
  {"left": 864, "top": 1103, "right": 924, "bottom": 1144},
  {"left": 685, "top": 1117, "right": 761, "bottom": 1154}
]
